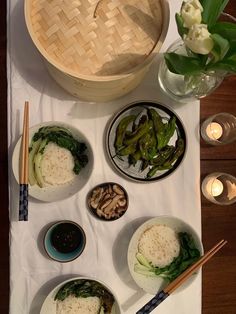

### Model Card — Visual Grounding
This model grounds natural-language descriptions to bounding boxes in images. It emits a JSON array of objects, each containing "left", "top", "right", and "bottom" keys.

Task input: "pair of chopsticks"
[
  {"left": 19, "top": 101, "right": 29, "bottom": 221},
  {"left": 136, "top": 239, "right": 227, "bottom": 314}
]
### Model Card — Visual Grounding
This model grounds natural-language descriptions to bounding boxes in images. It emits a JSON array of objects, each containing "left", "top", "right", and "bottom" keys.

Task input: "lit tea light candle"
[
  {"left": 205, "top": 122, "right": 223, "bottom": 140},
  {"left": 206, "top": 178, "right": 224, "bottom": 197}
]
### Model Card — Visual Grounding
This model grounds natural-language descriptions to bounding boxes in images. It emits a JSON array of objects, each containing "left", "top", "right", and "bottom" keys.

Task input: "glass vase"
[{"left": 158, "top": 39, "right": 226, "bottom": 102}]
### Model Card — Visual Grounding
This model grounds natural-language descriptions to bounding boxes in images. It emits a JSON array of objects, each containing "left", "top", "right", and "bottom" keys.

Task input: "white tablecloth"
[{"left": 8, "top": 0, "right": 202, "bottom": 313}]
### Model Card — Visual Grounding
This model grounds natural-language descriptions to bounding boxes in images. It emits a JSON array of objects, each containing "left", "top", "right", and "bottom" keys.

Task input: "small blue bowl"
[{"left": 44, "top": 220, "right": 86, "bottom": 263}]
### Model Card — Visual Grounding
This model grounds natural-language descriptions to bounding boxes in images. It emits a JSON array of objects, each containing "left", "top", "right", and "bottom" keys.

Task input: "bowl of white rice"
[
  {"left": 127, "top": 216, "right": 203, "bottom": 295},
  {"left": 12, "top": 121, "right": 93, "bottom": 202},
  {"left": 40, "top": 276, "right": 121, "bottom": 314}
]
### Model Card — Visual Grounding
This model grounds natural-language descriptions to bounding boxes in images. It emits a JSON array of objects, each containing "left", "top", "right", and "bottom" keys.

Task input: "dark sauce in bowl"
[{"left": 51, "top": 223, "right": 82, "bottom": 254}]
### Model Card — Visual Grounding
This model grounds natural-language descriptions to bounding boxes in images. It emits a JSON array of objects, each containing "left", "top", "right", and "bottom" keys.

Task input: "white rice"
[
  {"left": 56, "top": 295, "right": 101, "bottom": 314},
  {"left": 41, "top": 142, "right": 75, "bottom": 186},
  {"left": 138, "top": 224, "right": 180, "bottom": 268}
]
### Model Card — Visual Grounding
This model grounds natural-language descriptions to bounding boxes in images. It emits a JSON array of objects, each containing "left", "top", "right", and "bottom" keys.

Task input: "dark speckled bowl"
[{"left": 44, "top": 220, "right": 86, "bottom": 263}]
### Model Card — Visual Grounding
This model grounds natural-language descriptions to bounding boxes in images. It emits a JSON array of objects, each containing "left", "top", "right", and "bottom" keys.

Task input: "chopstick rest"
[
  {"left": 19, "top": 101, "right": 29, "bottom": 221},
  {"left": 136, "top": 239, "right": 227, "bottom": 314}
]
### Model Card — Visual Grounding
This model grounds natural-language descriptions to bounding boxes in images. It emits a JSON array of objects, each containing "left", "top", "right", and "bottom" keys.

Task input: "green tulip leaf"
[
  {"left": 211, "top": 34, "right": 230, "bottom": 61},
  {"left": 210, "top": 22, "right": 236, "bottom": 41},
  {"left": 200, "top": 0, "right": 229, "bottom": 27},
  {"left": 164, "top": 53, "right": 204, "bottom": 75},
  {"left": 175, "top": 13, "right": 188, "bottom": 38},
  {"left": 206, "top": 54, "right": 236, "bottom": 73},
  {"left": 226, "top": 40, "right": 236, "bottom": 57}
]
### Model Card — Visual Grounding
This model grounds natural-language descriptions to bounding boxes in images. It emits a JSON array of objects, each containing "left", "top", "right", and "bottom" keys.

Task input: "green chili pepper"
[
  {"left": 117, "top": 143, "right": 137, "bottom": 156},
  {"left": 148, "top": 108, "right": 165, "bottom": 134},
  {"left": 125, "top": 130, "right": 132, "bottom": 137},
  {"left": 128, "top": 155, "right": 137, "bottom": 166},
  {"left": 147, "top": 164, "right": 173, "bottom": 178},
  {"left": 124, "top": 120, "right": 151, "bottom": 146},
  {"left": 140, "top": 159, "right": 149, "bottom": 172},
  {"left": 148, "top": 109, "right": 177, "bottom": 150},
  {"left": 132, "top": 113, "right": 147, "bottom": 132},
  {"left": 148, "top": 108, "right": 165, "bottom": 148},
  {"left": 115, "top": 115, "right": 136, "bottom": 150},
  {"left": 147, "top": 127, "right": 157, "bottom": 160},
  {"left": 147, "top": 146, "right": 158, "bottom": 160},
  {"left": 131, "top": 150, "right": 142, "bottom": 161},
  {"left": 150, "top": 145, "right": 175, "bottom": 166},
  {"left": 158, "top": 116, "right": 176, "bottom": 149},
  {"left": 164, "top": 138, "right": 185, "bottom": 166},
  {"left": 139, "top": 133, "right": 152, "bottom": 160}
]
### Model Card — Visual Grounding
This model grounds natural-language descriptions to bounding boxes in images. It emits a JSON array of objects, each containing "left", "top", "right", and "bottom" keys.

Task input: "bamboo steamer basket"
[{"left": 25, "top": 0, "right": 170, "bottom": 102}]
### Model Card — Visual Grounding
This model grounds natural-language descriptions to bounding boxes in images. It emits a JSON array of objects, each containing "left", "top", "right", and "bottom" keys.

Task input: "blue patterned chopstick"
[
  {"left": 136, "top": 290, "right": 169, "bottom": 314},
  {"left": 19, "top": 101, "right": 29, "bottom": 221},
  {"left": 19, "top": 184, "right": 28, "bottom": 221}
]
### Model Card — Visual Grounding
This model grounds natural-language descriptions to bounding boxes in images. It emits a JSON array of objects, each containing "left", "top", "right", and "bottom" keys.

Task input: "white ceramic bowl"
[
  {"left": 40, "top": 276, "right": 122, "bottom": 314},
  {"left": 12, "top": 121, "right": 93, "bottom": 202},
  {"left": 127, "top": 216, "right": 203, "bottom": 295}
]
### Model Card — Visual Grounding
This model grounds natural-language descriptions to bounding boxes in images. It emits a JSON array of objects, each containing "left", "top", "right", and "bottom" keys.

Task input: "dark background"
[{"left": 1, "top": 1, "right": 236, "bottom": 313}]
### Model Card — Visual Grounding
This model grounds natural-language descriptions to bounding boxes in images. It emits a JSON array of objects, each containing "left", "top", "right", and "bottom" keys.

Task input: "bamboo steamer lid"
[{"left": 25, "top": 0, "right": 164, "bottom": 79}]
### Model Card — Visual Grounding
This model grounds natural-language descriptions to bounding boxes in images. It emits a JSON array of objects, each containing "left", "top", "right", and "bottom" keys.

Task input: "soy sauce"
[{"left": 51, "top": 223, "right": 82, "bottom": 253}]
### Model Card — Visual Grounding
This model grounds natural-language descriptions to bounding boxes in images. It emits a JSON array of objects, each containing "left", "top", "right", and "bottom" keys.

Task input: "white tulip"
[
  {"left": 181, "top": 0, "right": 203, "bottom": 28},
  {"left": 184, "top": 24, "right": 214, "bottom": 55}
]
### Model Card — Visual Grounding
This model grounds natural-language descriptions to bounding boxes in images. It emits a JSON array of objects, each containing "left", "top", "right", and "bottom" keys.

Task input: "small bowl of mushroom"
[{"left": 87, "top": 182, "right": 129, "bottom": 221}]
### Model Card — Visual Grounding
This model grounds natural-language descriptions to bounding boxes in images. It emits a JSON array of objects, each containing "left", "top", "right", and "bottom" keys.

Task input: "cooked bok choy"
[
  {"left": 29, "top": 126, "right": 88, "bottom": 187},
  {"left": 135, "top": 232, "right": 200, "bottom": 282}
]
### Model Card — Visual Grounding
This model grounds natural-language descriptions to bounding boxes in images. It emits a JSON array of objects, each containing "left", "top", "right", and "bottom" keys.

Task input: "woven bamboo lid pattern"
[{"left": 26, "top": 0, "right": 163, "bottom": 77}]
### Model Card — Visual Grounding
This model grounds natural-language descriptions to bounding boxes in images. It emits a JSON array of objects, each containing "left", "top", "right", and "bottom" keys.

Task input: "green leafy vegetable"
[
  {"left": 29, "top": 139, "right": 41, "bottom": 186},
  {"left": 34, "top": 139, "right": 47, "bottom": 187},
  {"left": 135, "top": 232, "right": 201, "bottom": 282},
  {"left": 55, "top": 279, "right": 114, "bottom": 314},
  {"left": 29, "top": 126, "right": 88, "bottom": 187}
]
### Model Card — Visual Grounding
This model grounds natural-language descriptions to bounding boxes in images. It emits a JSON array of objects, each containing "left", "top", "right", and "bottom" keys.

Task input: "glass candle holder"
[
  {"left": 201, "top": 113, "right": 236, "bottom": 145},
  {"left": 201, "top": 172, "right": 236, "bottom": 205}
]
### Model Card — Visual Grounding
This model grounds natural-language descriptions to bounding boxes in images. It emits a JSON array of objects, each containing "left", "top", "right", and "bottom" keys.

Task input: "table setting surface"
[{"left": 0, "top": 0, "right": 236, "bottom": 314}]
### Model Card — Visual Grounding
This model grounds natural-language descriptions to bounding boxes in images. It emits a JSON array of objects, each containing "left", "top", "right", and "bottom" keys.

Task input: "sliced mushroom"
[
  {"left": 93, "top": 187, "right": 104, "bottom": 203},
  {"left": 96, "top": 209, "right": 103, "bottom": 217},
  {"left": 92, "top": 187, "right": 103, "bottom": 198},
  {"left": 89, "top": 183, "right": 128, "bottom": 220},
  {"left": 118, "top": 197, "right": 127, "bottom": 207},
  {"left": 108, "top": 184, "right": 113, "bottom": 194},
  {"left": 112, "top": 184, "right": 124, "bottom": 195},
  {"left": 90, "top": 199, "right": 99, "bottom": 209},
  {"left": 100, "top": 198, "right": 113, "bottom": 210},
  {"left": 103, "top": 195, "right": 123, "bottom": 214},
  {"left": 102, "top": 193, "right": 111, "bottom": 201}
]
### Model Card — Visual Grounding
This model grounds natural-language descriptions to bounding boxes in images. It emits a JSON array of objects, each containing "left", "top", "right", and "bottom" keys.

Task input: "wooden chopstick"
[
  {"left": 19, "top": 101, "right": 29, "bottom": 221},
  {"left": 166, "top": 239, "right": 227, "bottom": 294},
  {"left": 20, "top": 101, "right": 29, "bottom": 184},
  {"left": 136, "top": 239, "right": 227, "bottom": 314}
]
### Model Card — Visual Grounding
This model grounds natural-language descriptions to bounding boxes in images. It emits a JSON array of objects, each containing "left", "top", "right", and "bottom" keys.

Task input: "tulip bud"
[
  {"left": 184, "top": 24, "right": 214, "bottom": 55},
  {"left": 181, "top": 0, "right": 203, "bottom": 28}
]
